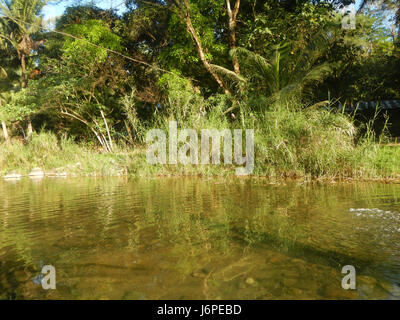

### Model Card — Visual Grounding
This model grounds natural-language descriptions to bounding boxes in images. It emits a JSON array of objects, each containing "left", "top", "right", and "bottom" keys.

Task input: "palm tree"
[
  {"left": 0, "top": 0, "right": 47, "bottom": 137},
  {"left": 0, "top": 0, "right": 46, "bottom": 86},
  {"left": 212, "top": 34, "right": 333, "bottom": 106},
  {"left": 0, "top": 40, "right": 20, "bottom": 142},
  {"left": 0, "top": 68, "right": 10, "bottom": 141}
]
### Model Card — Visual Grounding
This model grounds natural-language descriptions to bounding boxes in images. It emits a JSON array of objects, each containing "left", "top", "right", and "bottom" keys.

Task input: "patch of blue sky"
[{"left": 43, "top": 0, "right": 127, "bottom": 20}]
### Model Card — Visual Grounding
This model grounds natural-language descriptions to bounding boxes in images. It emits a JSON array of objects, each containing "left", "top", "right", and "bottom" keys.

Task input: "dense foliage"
[{"left": 0, "top": 0, "right": 399, "bottom": 178}]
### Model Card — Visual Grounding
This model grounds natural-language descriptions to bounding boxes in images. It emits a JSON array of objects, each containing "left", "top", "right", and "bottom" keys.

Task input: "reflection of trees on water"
[{"left": 0, "top": 179, "right": 399, "bottom": 299}]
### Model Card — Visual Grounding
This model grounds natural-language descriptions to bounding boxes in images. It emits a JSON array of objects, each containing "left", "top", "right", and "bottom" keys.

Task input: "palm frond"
[
  {"left": 230, "top": 47, "right": 271, "bottom": 77},
  {"left": 230, "top": 29, "right": 334, "bottom": 104},
  {"left": 0, "top": 65, "right": 7, "bottom": 78},
  {"left": 301, "top": 63, "right": 332, "bottom": 86},
  {"left": 210, "top": 63, "right": 247, "bottom": 84}
]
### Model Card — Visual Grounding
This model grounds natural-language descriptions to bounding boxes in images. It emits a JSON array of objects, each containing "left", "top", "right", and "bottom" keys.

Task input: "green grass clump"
[
  {"left": 251, "top": 104, "right": 378, "bottom": 179},
  {"left": 0, "top": 132, "right": 132, "bottom": 176},
  {"left": 1, "top": 102, "right": 399, "bottom": 180},
  {"left": 372, "top": 145, "right": 400, "bottom": 178}
]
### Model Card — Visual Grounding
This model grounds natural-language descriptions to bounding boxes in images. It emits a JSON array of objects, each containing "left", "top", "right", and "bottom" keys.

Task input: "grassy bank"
[
  {"left": 1, "top": 106, "right": 399, "bottom": 181},
  {"left": 0, "top": 132, "right": 132, "bottom": 177}
]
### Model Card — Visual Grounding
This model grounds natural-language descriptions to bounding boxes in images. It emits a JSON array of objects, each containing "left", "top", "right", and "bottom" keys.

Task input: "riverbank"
[{"left": 1, "top": 131, "right": 400, "bottom": 181}]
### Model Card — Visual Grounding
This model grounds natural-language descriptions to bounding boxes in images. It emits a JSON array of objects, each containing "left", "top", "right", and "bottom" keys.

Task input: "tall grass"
[
  {"left": 0, "top": 82, "right": 397, "bottom": 179},
  {"left": 250, "top": 104, "right": 375, "bottom": 178},
  {"left": 136, "top": 76, "right": 388, "bottom": 179},
  {"left": 0, "top": 131, "right": 131, "bottom": 176}
]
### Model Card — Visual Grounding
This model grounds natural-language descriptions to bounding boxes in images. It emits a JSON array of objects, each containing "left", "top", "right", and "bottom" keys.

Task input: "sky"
[
  {"left": 42, "top": 0, "right": 395, "bottom": 30},
  {"left": 43, "top": 0, "right": 127, "bottom": 20},
  {"left": 43, "top": 1, "right": 366, "bottom": 19}
]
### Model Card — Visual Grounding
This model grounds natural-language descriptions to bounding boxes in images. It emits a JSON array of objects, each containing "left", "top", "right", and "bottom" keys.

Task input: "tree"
[
  {"left": 0, "top": 41, "right": 20, "bottom": 142},
  {"left": 226, "top": 0, "right": 241, "bottom": 74},
  {"left": 213, "top": 31, "right": 334, "bottom": 106},
  {"left": 173, "top": 0, "right": 231, "bottom": 94},
  {"left": 34, "top": 19, "right": 127, "bottom": 152},
  {"left": 317, "top": 8, "right": 400, "bottom": 102},
  {"left": 0, "top": 0, "right": 48, "bottom": 138},
  {"left": 0, "top": 0, "right": 46, "bottom": 88},
  {"left": 55, "top": 4, "right": 119, "bottom": 30},
  {"left": 358, "top": 0, "right": 400, "bottom": 42}
]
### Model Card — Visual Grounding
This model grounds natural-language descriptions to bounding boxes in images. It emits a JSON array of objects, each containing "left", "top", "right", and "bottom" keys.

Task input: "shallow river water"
[{"left": 0, "top": 177, "right": 400, "bottom": 299}]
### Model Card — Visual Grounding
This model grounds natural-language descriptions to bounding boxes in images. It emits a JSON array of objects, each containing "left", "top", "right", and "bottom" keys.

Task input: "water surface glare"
[{"left": 1, "top": 177, "right": 400, "bottom": 299}]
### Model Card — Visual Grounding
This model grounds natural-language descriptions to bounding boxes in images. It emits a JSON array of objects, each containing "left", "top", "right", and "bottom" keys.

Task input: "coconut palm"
[
  {"left": 0, "top": 0, "right": 47, "bottom": 137},
  {"left": 0, "top": 0, "right": 46, "bottom": 88},
  {"left": 212, "top": 33, "right": 333, "bottom": 106},
  {"left": 0, "top": 41, "right": 20, "bottom": 142}
]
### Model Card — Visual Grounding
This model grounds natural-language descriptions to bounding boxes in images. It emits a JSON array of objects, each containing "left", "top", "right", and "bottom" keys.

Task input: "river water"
[{"left": 0, "top": 177, "right": 400, "bottom": 299}]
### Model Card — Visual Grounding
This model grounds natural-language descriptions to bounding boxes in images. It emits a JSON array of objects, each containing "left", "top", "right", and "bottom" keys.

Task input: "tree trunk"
[
  {"left": 27, "top": 118, "right": 33, "bottom": 139},
  {"left": 100, "top": 110, "right": 114, "bottom": 152},
  {"left": 20, "top": 53, "right": 27, "bottom": 89},
  {"left": 19, "top": 52, "right": 32, "bottom": 138},
  {"left": 226, "top": 0, "right": 241, "bottom": 75},
  {"left": 0, "top": 98, "right": 10, "bottom": 143},
  {"left": 2, "top": 121, "right": 9, "bottom": 142},
  {"left": 181, "top": 0, "right": 231, "bottom": 95}
]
